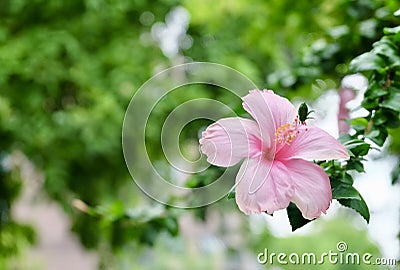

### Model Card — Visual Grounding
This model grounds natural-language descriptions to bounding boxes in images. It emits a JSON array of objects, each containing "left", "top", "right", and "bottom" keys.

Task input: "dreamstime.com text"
[{"left": 257, "top": 241, "right": 398, "bottom": 266}]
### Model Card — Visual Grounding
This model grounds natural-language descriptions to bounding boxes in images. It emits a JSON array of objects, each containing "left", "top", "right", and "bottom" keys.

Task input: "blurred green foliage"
[
  {"left": 0, "top": 0, "right": 399, "bottom": 269},
  {"left": 0, "top": 0, "right": 181, "bottom": 265},
  {"left": 250, "top": 217, "right": 382, "bottom": 270}
]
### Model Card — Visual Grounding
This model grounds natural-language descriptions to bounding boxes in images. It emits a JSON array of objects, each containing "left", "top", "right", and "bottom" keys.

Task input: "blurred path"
[
  {"left": 14, "top": 197, "right": 98, "bottom": 270},
  {"left": 9, "top": 152, "right": 98, "bottom": 270}
]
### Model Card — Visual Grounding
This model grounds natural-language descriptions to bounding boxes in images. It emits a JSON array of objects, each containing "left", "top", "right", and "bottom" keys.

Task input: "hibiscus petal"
[
  {"left": 235, "top": 157, "right": 294, "bottom": 215},
  {"left": 242, "top": 90, "right": 297, "bottom": 146},
  {"left": 284, "top": 159, "right": 332, "bottom": 219},
  {"left": 276, "top": 125, "right": 350, "bottom": 161},
  {"left": 199, "top": 117, "right": 262, "bottom": 167}
]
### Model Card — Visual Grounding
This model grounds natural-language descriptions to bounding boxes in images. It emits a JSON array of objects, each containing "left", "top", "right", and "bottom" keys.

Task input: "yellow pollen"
[{"left": 275, "top": 122, "right": 298, "bottom": 145}]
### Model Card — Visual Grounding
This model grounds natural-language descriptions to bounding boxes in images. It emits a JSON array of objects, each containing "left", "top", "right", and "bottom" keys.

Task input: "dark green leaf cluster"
[
  {"left": 288, "top": 10, "right": 400, "bottom": 231},
  {"left": 268, "top": 1, "right": 400, "bottom": 99},
  {"left": 323, "top": 158, "right": 370, "bottom": 223},
  {"left": 331, "top": 15, "right": 400, "bottom": 220},
  {"left": 349, "top": 32, "right": 400, "bottom": 146}
]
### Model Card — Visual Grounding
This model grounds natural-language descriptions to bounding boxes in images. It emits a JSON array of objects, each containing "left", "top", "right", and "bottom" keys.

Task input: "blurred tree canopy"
[{"left": 0, "top": 0, "right": 399, "bottom": 269}]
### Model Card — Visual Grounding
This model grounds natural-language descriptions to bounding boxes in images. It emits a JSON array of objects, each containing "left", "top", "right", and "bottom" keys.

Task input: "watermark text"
[{"left": 257, "top": 241, "right": 398, "bottom": 266}]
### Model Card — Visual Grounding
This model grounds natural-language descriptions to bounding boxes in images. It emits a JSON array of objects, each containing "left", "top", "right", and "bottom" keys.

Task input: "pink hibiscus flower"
[
  {"left": 338, "top": 86, "right": 356, "bottom": 134},
  {"left": 199, "top": 90, "right": 350, "bottom": 219}
]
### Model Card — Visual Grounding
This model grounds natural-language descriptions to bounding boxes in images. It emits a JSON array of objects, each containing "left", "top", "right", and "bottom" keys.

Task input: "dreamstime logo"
[
  {"left": 257, "top": 241, "right": 398, "bottom": 266},
  {"left": 122, "top": 62, "right": 265, "bottom": 208}
]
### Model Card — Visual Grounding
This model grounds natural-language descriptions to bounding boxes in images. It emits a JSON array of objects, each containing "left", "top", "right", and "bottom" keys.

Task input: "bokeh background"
[{"left": 0, "top": 0, "right": 399, "bottom": 269}]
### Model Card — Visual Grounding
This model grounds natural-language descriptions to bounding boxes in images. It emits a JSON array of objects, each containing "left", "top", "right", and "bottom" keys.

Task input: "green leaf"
[
  {"left": 395, "top": 8, "right": 400, "bottom": 17},
  {"left": 346, "top": 159, "right": 365, "bottom": 172},
  {"left": 366, "top": 126, "right": 388, "bottom": 146},
  {"left": 383, "top": 26, "right": 400, "bottom": 35},
  {"left": 332, "top": 183, "right": 361, "bottom": 200},
  {"left": 349, "top": 52, "right": 385, "bottom": 72},
  {"left": 385, "top": 110, "right": 400, "bottom": 128},
  {"left": 374, "top": 108, "right": 400, "bottom": 128},
  {"left": 350, "top": 117, "right": 369, "bottom": 126},
  {"left": 338, "top": 133, "right": 353, "bottom": 144},
  {"left": 340, "top": 173, "right": 354, "bottom": 185},
  {"left": 93, "top": 200, "right": 126, "bottom": 223},
  {"left": 227, "top": 190, "right": 235, "bottom": 200},
  {"left": 163, "top": 217, "right": 179, "bottom": 236},
  {"left": 338, "top": 194, "right": 370, "bottom": 223},
  {"left": 286, "top": 202, "right": 313, "bottom": 231},
  {"left": 350, "top": 117, "right": 369, "bottom": 132},
  {"left": 361, "top": 97, "right": 379, "bottom": 110},
  {"left": 344, "top": 139, "right": 370, "bottom": 156},
  {"left": 364, "top": 82, "right": 387, "bottom": 99},
  {"left": 372, "top": 39, "right": 400, "bottom": 67},
  {"left": 373, "top": 109, "right": 388, "bottom": 125},
  {"left": 380, "top": 92, "right": 400, "bottom": 112}
]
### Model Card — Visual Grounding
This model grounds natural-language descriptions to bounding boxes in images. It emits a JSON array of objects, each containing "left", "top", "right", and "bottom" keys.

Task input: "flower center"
[{"left": 275, "top": 122, "right": 299, "bottom": 145}]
